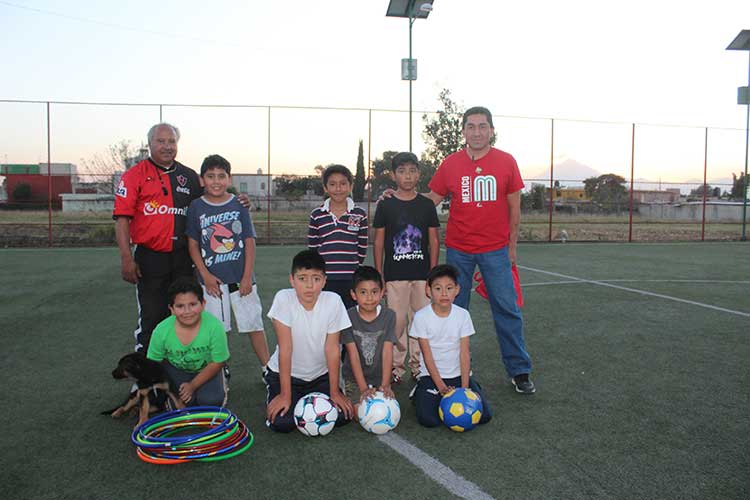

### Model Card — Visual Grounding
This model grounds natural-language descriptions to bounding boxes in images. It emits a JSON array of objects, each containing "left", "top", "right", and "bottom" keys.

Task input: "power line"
[{"left": 0, "top": 0, "right": 242, "bottom": 47}]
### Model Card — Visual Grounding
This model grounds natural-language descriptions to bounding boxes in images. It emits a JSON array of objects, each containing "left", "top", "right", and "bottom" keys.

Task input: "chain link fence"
[{"left": 0, "top": 100, "right": 747, "bottom": 246}]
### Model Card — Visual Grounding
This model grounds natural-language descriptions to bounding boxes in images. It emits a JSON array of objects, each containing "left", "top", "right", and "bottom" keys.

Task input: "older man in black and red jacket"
[{"left": 113, "top": 123, "right": 203, "bottom": 352}]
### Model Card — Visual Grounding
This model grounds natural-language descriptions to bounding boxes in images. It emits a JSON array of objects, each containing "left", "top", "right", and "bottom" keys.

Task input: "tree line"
[
  {"left": 273, "top": 89, "right": 464, "bottom": 201},
  {"left": 80, "top": 90, "right": 749, "bottom": 207}
]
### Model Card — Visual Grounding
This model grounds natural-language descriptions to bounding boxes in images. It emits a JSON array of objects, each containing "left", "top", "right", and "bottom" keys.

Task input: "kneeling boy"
[
  {"left": 409, "top": 264, "right": 493, "bottom": 427},
  {"left": 264, "top": 249, "right": 354, "bottom": 432},
  {"left": 147, "top": 277, "right": 230, "bottom": 407},
  {"left": 342, "top": 266, "right": 397, "bottom": 406}
]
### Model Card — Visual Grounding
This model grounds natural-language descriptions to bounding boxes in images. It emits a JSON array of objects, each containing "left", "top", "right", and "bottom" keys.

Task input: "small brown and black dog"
[{"left": 102, "top": 352, "right": 184, "bottom": 427}]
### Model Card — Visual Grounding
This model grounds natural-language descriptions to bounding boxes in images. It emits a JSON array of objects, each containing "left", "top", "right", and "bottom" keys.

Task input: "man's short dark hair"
[
  {"left": 167, "top": 276, "right": 204, "bottom": 305},
  {"left": 351, "top": 265, "right": 383, "bottom": 290},
  {"left": 391, "top": 152, "right": 419, "bottom": 171},
  {"left": 427, "top": 264, "right": 460, "bottom": 287},
  {"left": 292, "top": 249, "right": 326, "bottom": 275},
  {"left": 200, "top": 154, "right": 231, "bottom": 176},
  {"left": 462, "top": 106, "right": 494, "bottom": 129},
  {"left": 322, "top": 164, "right": 353, "bottom": 185}
]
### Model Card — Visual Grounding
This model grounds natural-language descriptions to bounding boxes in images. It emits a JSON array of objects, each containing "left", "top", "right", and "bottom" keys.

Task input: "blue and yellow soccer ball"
[{"left": 438, "top": 388, "right": 483, "bottom": 432}]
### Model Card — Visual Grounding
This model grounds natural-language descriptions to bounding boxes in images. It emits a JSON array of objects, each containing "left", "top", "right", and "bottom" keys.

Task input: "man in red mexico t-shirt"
[
  {"left": 113, "top": 123, "right": 202, "bottom": 352},
  {"left": 426, "top": 106, "right": 535, "bottom": 395}
]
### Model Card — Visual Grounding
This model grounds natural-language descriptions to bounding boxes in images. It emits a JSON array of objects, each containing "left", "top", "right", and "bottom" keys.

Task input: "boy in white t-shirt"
[
  {"left": 409, "top": 264, "right": 493, "bottom": 427},
  {"left": 263, "top": 249, "right": 355, "bottom": 433}
]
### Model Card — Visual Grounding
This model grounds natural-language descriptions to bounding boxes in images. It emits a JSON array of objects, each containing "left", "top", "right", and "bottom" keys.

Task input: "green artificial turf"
[{"left": 1, "top": 243, "right": 747, "bottom": 500}]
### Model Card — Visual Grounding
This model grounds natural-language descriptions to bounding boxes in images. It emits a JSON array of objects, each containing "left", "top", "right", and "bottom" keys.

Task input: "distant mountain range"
[
  {"left": 525, "top": 159, "right": 735, "bottom": 194},
  {"left": 627, "top": 176, "right": 736, "bottom": 195},
  {"left": 684, "top": 177, "right": 735, "bottom": 188},
  {"left": 527, "top": 159, "right": 600, "bottom": 185}
]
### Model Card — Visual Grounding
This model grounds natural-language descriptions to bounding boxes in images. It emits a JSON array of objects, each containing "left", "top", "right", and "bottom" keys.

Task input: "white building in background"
[
  {"left": 639, "top": 201, "right": 747, "bottom": 222},
  {"left": 232, "top": 169, "right": 274, "bottom": 198}
]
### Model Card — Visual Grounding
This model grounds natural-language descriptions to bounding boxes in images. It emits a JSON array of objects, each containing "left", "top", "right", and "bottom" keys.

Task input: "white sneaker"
[{"left": 408, "top": 384, "right": 418, "bottom": 400}]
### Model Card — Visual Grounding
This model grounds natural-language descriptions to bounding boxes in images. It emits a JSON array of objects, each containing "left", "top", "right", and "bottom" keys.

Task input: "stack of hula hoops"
[{"left": 132, "top": 406, "right": 253, "bottom": 464}]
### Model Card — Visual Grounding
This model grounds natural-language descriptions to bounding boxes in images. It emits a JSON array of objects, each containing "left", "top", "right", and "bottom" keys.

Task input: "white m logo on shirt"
[{"left": 473, "top": 175, "right": 497, "bottom": 202}]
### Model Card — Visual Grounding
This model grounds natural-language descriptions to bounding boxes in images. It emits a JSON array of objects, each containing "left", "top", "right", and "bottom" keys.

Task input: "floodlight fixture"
[
  {"left": 726, "top": 29, "right": 750, "bottom": 50},
  {"left": 386, "top": 0, "right": 435, "bottom": 151},
  {"left": 726, "top": 29, "right": 750, "bottom": 240},
  {"left": 386, "top": 0, "right": 434, "bottom": 19}
]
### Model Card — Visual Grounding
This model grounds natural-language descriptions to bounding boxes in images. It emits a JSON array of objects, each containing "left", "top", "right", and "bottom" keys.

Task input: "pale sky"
[{"left": 1, "top": 0, "right": 749, "bottom": 184}]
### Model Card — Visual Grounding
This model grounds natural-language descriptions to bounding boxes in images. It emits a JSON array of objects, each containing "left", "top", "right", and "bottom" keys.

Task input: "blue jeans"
[
  {"left": 446, "top": 246, "right": 532, "bottom": 378},
  {"left": 163, "top": 361, "right": 227, "bottom": 407}
]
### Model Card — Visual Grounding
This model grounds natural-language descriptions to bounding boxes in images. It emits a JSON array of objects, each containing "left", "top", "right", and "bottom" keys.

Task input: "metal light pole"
[
  {"left": 408, "top": 10, "right": 415, "bottom": 151},
  {"left": 386, "top": 1, "right": 434, "bottom": 152},
  {"left": 727, "top": 30, "right": 750, "bottom": 241}
]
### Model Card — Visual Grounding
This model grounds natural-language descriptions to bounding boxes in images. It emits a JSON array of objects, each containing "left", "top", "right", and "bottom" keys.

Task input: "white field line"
[
  {"left": 378, "top": 432, "right": 496, "bottom": 500},
  {"left": 521, "top": 279, "right": 750, "bottom": 287},
  {"left": 518, "top": 265, "right": 750, "bottom": 318},
  {"left": 521, "top": 280, "right": 583, "bottom": 287},
  {"left": 603, "top": 279, "right": 750, "bottom": 284}
]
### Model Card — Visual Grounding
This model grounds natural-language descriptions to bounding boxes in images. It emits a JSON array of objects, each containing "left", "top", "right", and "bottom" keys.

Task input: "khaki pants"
[{"left": 387, "top": 280, "right": 430, "bottom": 379}]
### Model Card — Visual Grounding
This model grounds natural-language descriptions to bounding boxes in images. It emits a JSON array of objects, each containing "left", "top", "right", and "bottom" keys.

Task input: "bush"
[
  {"left": 13, "top": 183, "right": 32, "bottom": 201},
  {"left": 88, "top": 225, "right": 115, "bottom": 243}
]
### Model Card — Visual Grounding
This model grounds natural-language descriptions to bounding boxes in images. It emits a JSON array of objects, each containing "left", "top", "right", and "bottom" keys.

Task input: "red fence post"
[
  {"left": 266, "top": 106, "right": 271, "bottom": 244},
  {"left": 628, "top": 123, "right": 635, "bottom": 242},
  {"left": 367, "top": 109, "right": 372, "bottom": 225},
  {"left": 701, "top": 127, "right": 708, "bottom": 241},
  {"left": 47, "top": 102, "right": 52, "bottom": 247},
  {"left": 547, "top": 118, "right": 554, "bottom": 242}
]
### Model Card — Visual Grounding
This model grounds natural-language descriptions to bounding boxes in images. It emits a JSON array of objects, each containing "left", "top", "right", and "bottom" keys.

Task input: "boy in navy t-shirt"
[
  {"left": 373, "top": 152, "right": 440, "bottom": 383},
  {"left": 186, "top": 154, "right": 269, "bottom": 367}
]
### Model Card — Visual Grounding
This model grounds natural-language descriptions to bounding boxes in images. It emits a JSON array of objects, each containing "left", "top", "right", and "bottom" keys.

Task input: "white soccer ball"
[
  {"left": 293, "top": 392, "right": 339, "bottom": 437},
  {"left": 357, "top": 391, "right": 401, "bottom": 434}
]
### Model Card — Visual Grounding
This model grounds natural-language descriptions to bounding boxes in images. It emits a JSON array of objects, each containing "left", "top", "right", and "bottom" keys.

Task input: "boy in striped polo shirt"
[{"left": 308, "top": 165, "right": 368, "bottom": 309}]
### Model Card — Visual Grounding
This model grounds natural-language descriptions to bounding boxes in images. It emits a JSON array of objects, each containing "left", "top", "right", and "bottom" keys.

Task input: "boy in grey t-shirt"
[{"left": 342, "top": 266, "right": 397, "bottom": 405}]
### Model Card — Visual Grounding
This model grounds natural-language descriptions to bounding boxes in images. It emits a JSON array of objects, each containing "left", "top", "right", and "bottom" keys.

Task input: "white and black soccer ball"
[
  {"left": 357, "top": 391, "right": 401, "bottom": 434},
  {"left": 293, "top": 392, "right": 339, "bottom": 437}
]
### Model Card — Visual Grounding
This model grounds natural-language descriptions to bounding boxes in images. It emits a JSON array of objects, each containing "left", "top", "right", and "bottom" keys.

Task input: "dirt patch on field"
[{"left": 1, "top": 220, "right": 742, "bottom": 247}]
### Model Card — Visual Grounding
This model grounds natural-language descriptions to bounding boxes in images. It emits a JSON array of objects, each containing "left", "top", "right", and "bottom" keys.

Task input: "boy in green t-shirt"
[{"left": 147, "top": 277, "right": 230, "bottom": 407}]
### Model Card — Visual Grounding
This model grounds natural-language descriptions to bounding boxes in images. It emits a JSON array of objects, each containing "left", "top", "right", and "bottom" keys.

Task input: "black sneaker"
[{"left": 512, "top": 374, "right": 536, "bottom": 395}]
